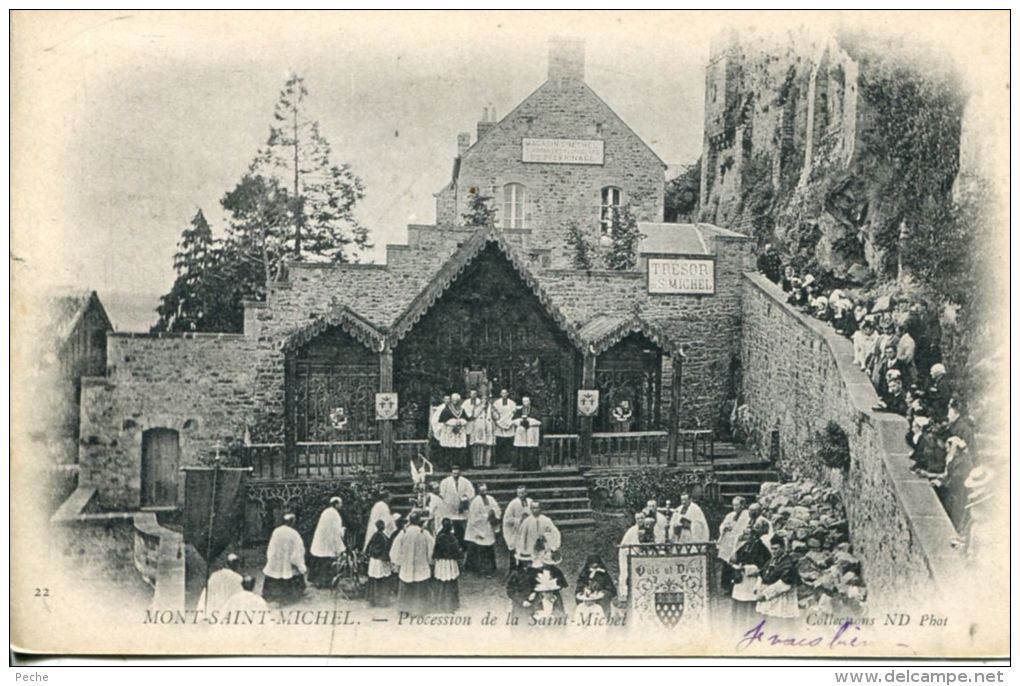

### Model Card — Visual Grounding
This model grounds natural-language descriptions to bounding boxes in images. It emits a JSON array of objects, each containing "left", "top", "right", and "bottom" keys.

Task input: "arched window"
[
  {"left": 502, "top": 183, "right": 527, "bottom": 229},
  {"left": 599, "top": 186, "right": 623, "bottom": 234}
]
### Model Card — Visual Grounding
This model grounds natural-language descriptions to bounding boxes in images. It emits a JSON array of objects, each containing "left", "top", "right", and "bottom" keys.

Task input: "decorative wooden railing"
[
  {"left": 244, "top": 428, "right": 715, "bottom": 478},
  {"left": 540, "top": 433, "right": 579, "bottom": 469},
  {"left": 245, "top": 441, "right": 381, "bottom": 480},
  {"left": 590, "top": 430, "right": 669, "bottom": 467}
]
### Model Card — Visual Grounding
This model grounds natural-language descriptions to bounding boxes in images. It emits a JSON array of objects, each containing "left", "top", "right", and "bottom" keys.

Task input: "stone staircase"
[
  {"left": 380, "top": 468, "right": 596, "bottom": 529},
  {"left": 709, "top": 441, "right": 781, "bottom": 502}
]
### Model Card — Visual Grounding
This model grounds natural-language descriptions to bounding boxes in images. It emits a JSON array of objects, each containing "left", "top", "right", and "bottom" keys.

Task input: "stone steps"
[{"left": 382, "top": 468, "right": 595, "bottom": 529}]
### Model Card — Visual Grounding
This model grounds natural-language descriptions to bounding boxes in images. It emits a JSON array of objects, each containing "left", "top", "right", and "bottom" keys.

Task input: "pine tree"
[
  {"left": 605, "top": 204, "right": 643, "bottom": 271},
  {"left": 461, "top": 192, "right": 497, "bottom": 228},
  {"left": 565, "top": 220, "right": 594, "bottom": 270},
  {"left": 221, "top": 173, "right": 292, "bottom": 288},
  {"left": 252, "top": 73, "right": 370, "bottom": 263},
  {"left": 153, "top": 210, "right": 217, "bottom": 332}
]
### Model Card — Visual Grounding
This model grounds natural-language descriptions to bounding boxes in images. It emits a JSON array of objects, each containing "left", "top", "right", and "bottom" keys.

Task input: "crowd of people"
[
  {"left": 758, "top": 252, "right": 989, "bottom": 537},
  {"left": 428, "top": 389, "right": 542, "bottom": 471}
]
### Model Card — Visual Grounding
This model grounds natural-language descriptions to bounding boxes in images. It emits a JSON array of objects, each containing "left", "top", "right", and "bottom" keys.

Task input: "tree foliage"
[
  {"left": 664, "top": 159, "right": 702, "bottom": 223},
  {"left": 154, "top": 74, "right": 370, "bottom": 332},
  {"left": 461, "top": 192, "right": 497, "bottom": 228},
  {"left": 605, "top": 204, "right": 643, "bottom": 271},
  {"left": 565, "top": 219, "right": 594, "bottom": 270},
  {"left": 251, "top": 74, "right": 370, "bottom": 263}
]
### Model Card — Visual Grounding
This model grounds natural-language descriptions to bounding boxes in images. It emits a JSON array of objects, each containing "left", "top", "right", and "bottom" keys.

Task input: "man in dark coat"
[
  {"left": 926, "top": 363, "right": 953, "bottom": 422},
  {"left": 757, "top": 243, "right": 782, "bottom": 283}
]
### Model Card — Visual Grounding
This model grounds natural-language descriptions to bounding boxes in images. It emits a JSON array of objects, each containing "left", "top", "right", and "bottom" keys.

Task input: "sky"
[{"left": 11, "top": 11, "right": 1008, "bottom": 331}]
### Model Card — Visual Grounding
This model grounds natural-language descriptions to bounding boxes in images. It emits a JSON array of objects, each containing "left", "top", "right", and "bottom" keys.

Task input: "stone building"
[
  {"left": 435, "top": 38, "right": 667, "bottom": 267},
  {"left": 34, "top": 290, "right": 113, "bottom": 463},
  {"left": 79, "top": 223, "right": 752, "bottom": 513}
]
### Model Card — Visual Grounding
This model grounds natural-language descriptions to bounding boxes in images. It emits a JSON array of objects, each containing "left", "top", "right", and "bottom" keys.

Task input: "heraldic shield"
[
  {"left": 577, "top": 389, "right": 599, "bottom": 417},
  {"left": 654, "top": 591, "right": 685, "bottom": 628}
]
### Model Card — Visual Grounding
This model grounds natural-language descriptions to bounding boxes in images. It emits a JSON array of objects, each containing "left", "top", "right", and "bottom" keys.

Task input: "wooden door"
[{"left": 141, "top": 428, "right": 180, "bottom": 507}]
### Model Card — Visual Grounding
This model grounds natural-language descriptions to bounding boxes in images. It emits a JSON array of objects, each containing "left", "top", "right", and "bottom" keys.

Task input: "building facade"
[{"left": 435, "top": 39, "right": 667, "bottom": 267}]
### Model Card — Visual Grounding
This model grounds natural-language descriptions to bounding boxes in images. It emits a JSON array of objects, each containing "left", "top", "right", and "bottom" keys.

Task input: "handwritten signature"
[{"left": 736, "top": 619, "right": 868, "bottom": 652}]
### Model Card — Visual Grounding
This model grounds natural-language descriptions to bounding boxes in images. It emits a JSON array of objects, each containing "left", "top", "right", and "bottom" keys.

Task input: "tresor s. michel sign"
[
  {"left": 522, "top": 138, "right": 604, "bottom": 165},
  {"left": 647, "top": 257, "right": 715, "bottom": 295}
]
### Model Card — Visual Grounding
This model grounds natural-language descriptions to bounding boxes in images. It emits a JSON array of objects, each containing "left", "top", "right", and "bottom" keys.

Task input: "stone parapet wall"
[{"left": 739, "top": 272, "right": 962, "bottom": 604}]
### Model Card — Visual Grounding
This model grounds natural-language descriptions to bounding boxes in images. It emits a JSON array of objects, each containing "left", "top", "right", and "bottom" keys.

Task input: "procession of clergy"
[
  {"left": 202, "top": 481, "right": 794, "bottom": 627},
  {"left": 429, "top": 389, "right": 543, "bottom": 471}
]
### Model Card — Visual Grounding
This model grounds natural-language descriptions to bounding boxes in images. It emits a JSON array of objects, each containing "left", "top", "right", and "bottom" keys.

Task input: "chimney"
[
  {"left": 457, "top": 132, "right": 471, "bottom": 156},
  {"left": 477, "top": 106, "right": 496, "bottom": 140},
  {"left": 548, "top": 37, "right": 585, "bottom": 83}
]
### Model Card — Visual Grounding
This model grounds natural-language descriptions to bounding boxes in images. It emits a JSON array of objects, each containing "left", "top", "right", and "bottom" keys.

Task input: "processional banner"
[{"left": 624, "top": 542, "right": 714, "bottom": 633}]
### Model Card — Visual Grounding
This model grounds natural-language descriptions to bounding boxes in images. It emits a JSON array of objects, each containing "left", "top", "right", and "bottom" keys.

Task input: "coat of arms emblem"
[
  {"left": 375, "top": 392, "right": 398, "bottom": 421},
  {"left": 577, "top": 389, "right": 599, "bottom": 417},
  {"left": 654, "top": 591, "right": 685, "bottom": 628}
]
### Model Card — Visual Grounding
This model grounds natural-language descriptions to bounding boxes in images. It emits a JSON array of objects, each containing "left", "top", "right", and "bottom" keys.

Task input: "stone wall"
[
  {"left": 79, "top": 333, "right": 261, "bottom": 509},
  {"left": 739, "top": 272, "right": 962, "bottom": 604},
  {"left": 436, "top": 73, "right": 666, "bottom": 268}
]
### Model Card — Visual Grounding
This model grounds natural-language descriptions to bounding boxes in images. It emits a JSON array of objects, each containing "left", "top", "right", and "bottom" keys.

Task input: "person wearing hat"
[
  {"left": 754, "top": 534, "right": 801, "bottom": 626},
  {"left": 437, "top": 393, "right": 470, "bottom": 468},
  {"left": 962, "top": 467, "right": 995, "bottom": 561},
  {"left": 308, "top": 496, "right": 346, "bottom": 588},
  {"left": 262, "top": 513, "right": 307, "bottom": 606},
  {"left": 523, "top": 537, "right": 569, "bottom": 624},
  {"left": 934, "top": 436, "right": 974, "bottom": 532},
  {"left": 198, "top": 552, "right": 243, "bottom": 611},
  {"left": 907, "top": 414, "right": 946, "bottom": 476},
  {"left": 942, "top": 398, "right": 977, "bottom": 457},
  {"left": 852, "top": 317, "right": 879, "bottom": 371},
  {"left": 875, "top": 371, "right": 908, "bottom": 415},
  {"left": 512, "top": 396, "right": 542, "bottom": 471},
  {"left": 575, "top": 554, "right": 617, "bottom": 619}
]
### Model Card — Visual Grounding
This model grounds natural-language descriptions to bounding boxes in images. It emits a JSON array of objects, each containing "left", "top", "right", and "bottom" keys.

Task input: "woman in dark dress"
[
  {"left": 364, "top": 519, "right": 393, "bottom": 608},
  {"left": 432, "top": 518, "right": 463, "bottom": 613},
  {"left": 574, "top": 554, "right": 617, "bottom": 619}
]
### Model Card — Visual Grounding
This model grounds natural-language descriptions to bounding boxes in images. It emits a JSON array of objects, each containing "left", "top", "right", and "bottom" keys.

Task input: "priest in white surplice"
[
  {"left": 643, "top": 499, "right": 669, "bottom": 543},
  {"left": 502, "top": 484, "right": 533, "bottom": 568},
  {"left": 716, "top": 496, "right": 750, "bottom": 594},
  {"left": 492, "top": 388, "right": 518, "bottom": 467},
  {"left": 223, "top": 575, "right": 269, "bottom": 613},
  {"left": 512, "top": 397, "right": 542, "bottom": 471},
  {"left": 198, "top": 553, "right": 243, "bottom": 611},
  {"left": 513, "top": 501, "right": 560, "bottom": 565},
  {"left": 308, "top": 497, "right": 346, "bottom": 588},
  {"left": 439, "top": 466, "right": 475, "bottom": 545},
  {"left": 437, "top": 393, "right": 470, "bottom": 468},
  {"left": 389, "top": 511, "right": 435, "bottom": 615},
  {"left": 262, "top": 514, "right": 307, "bottom": 606},
  {"left": 668, "top": 492, "right": 710, "bottom": 543},
  {"left": 465, "top": 483, "right": 502, "bottom": 577},
  {"left": 363, "top": 492, "right": 398, "bottom": 551}
]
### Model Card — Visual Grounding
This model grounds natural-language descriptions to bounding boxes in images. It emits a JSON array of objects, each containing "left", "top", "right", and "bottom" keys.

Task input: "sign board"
[
  {"left": 647, "top": 257, "right": 715, "bottom": 295},
  {"left": 522, "top": 138, "right": 604, "bottom": 165},
  {"left": 625, "top": 542, "right": 713, "bottom": 633},
  {"left": 577, "top": 389, "right": 600, "bottom": 417},
  {"left": 375, "top": 393, "right": 398, "bottom": 421}
]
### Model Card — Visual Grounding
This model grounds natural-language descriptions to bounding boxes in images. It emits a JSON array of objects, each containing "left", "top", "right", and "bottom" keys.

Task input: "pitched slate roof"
[
  {"left": 281, "top": 304, "right": 386, "bottom": 353},
  {"left": 387, "top": 226, "right": 583, "bottom": 349},
  {"left": 46, "top": 290, "right": 113, "bottom": 344},
  {"left": 577, "top": 312, "right": 681, "bottom": 356}
]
